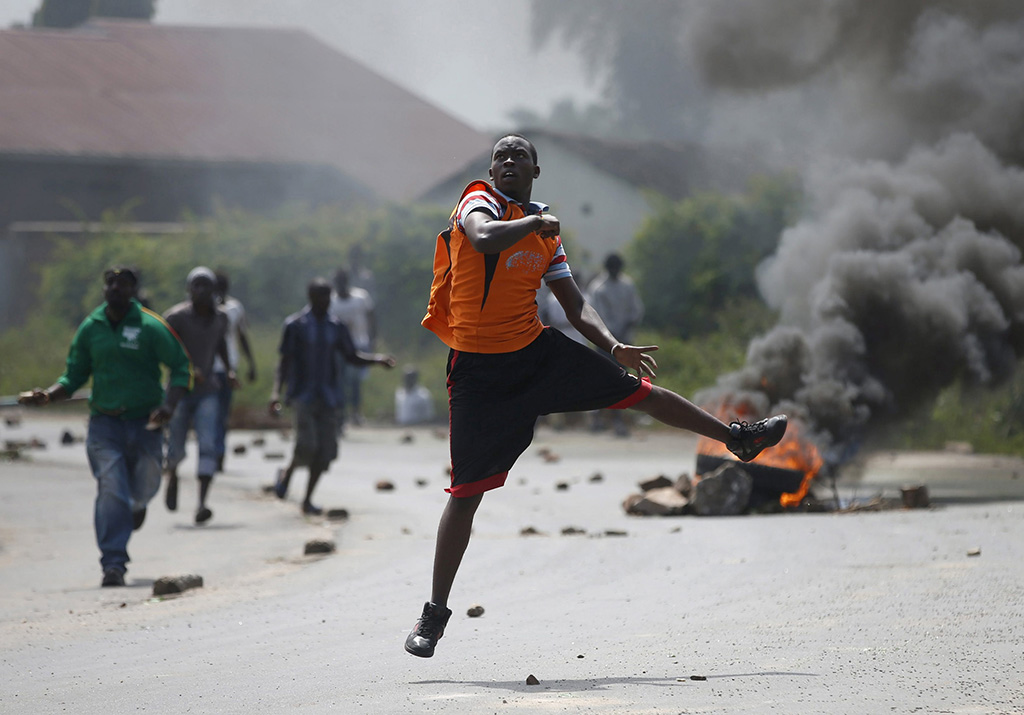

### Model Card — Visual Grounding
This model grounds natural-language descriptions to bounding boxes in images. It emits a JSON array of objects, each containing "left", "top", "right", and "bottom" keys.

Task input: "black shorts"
[{"left": 446, "top": 328, "right": 651, "bottom": 497}]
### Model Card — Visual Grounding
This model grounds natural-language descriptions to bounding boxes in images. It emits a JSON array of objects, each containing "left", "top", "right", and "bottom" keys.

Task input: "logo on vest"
[
  {"left": 120, "top": 326, "right": 141, "bottom": 350},
  {"left": 506, "top": 250, "right": 546, "bottom": 274}
]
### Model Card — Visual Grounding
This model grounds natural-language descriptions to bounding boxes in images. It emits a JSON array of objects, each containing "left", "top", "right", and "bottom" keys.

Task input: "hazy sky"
[{"left": 0, "top": 0, "right": 599, "bottom": 131}]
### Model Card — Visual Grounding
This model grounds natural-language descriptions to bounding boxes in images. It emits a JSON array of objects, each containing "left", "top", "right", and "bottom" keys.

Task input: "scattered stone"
[
  {"left": 623, "top": 487, "right": 689, "bottom": 516},
  {"left": 152, "top": 574, "right": 204, "bottom": 596},
  {"left": 415, "top": 478, "right": 429, "bottom": 487},
  {"left": 325, "top": 508, "right": 349, "bottom": 521},
  {"left": 4, "top": 414, "right": 21, "bottom": 427},
  {"left": 674, "top": 473, "right": 693, "bottom": 497},
  {"left": 263, "top": 452, "right": 286, "bottom": 460},
  {"left": 525, "top": 674, "right": 540, "bottom": 686},
  {"left": 401, "top": 433, "right": 414, "bottom": 444},
  {"left": 967, "top": 547, "right": 981, "bottom": 557},
  {"left": 375, "top": 480, "right": 395, "bottom": 491},
  {"left": 61, "top": 430, "right": 75, "bottom": 445},
  {"left": 232, "top": 444, "right": 247, "bottom": 455},
  {"left": 561, "top": 526, "right": 586, "bottom": 536},
  {"left": 604, "top": 529, "right": 628, "bottom": 537},
  {"left": 690, "top": 675, "right": 707, "bottom": 681},
  {"left": 304, "top": 539, "right": 336, "bottom": 555},
  {"left": 467, "top": 604, "right": 485, "bottom": 617},
  {"left": 555, "top": 482, "right": 570, "bottom": 491},
  {"left": 900, "top": 484, "right": 930, "bottom": 509},
  {"left": 520, "top": 526, "right": 546, "bottom": 536},
  {"left": 401, "top": 527, "right": 411, "bottom": 535},
  {"left": 589, "top": 472, "right": 604, "bottom": 483},
  {"left": 577, "top": 654, "right": 584, "bottom": 659},
  {"left": 1, "top": 448, "right": 22, "bottom": 460},
  {"left": 691, "top": 463, "right": 753, "bottom": 516},
  {"left": 538, "top": 447, "right": 560, "bottom": 463},
  {"left": 638, "top": 475, "right": 673, "bottom": 492},
  {"left": 252, "top": 437, "right": 266, "bottom": 447}
]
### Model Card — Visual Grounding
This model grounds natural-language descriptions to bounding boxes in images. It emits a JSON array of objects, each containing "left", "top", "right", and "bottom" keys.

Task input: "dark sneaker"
[
  {"left": 165, "top": 472, "right": 178, "bottom": 511},
  {"left": 405, "top": 601, "right": 453, "bottom": 658},
  {"left": 727, "top": 415, "right": 788, "bottom": 462},
  {"left": 195, "top": 506, "right": 213, "bottom": 524},
  {"left": 273, "top": 468, "right": 288, "bottom": 500},
  {"left": 302, "top": 502, "right": 323, "bottom": 516},
  {"left": 132, "top": 507, "right": 147, "bottom": 531},
  {"left": 101, "top": 568, "right": 125, "bottom": 587}
]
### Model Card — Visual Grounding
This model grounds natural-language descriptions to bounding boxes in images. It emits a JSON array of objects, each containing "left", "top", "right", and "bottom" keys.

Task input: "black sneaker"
[
  {"left": 726, "top": 415, "right": 788, "bottom": 462},
  {"left": 195, "top": 507, "right": 213, "bottom": 525},
  {"left": 405, "top": 601, "right": 452, "bottom": 658},
  {"left": 101, "top": 568, "right": 125, "bottom": 587},
  {"left": 132, "top": 507, "right": 147, "bottom": 531}
]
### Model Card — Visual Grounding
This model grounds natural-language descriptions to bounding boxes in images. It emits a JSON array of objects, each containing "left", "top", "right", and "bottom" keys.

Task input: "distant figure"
[
  {"left": 329, "top": 267, "right": 376, "bottom": 428},
  {"left": 347, "top": 243, "right": 378, "bottom": 299},
  {"left": 586, "top": 253, "right": 645, "bottom": 436},
  {"left": 269, "top": 278, "right": 395, "bottom": 515},
  {"left": 18, "top": 266, "right": 191, "bottom": 587},
  {"left": 395, "top": 366, "right": 435, "bottom": 426},
  {"left": 163, "top": 267, "right": 236, "bottom": 525},
  {"left": 212, "top": 270, "right": 257, "bottom": 472}
]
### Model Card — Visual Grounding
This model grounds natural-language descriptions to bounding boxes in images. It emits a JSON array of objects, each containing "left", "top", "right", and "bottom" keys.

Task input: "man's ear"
[
  {"left": 488, "top": 167, "right": 493, "bottom": 179},
  {"left": 534, "top": 165, "right": 541, "bottom": 179}
]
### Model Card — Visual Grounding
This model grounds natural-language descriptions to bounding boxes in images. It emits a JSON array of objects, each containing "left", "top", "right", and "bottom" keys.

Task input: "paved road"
[{"left": 1, "top": 412, "right": 1022, "bottom": 714}]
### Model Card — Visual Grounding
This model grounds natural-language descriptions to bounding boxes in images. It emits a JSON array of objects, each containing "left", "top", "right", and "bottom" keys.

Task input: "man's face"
[
  {"left": 189, "top": 277, "right": 216, "bottom": 308},
  {"left": 103, "top": 272, "right": 137, "bottom": 311},
  {"left": 489, "top": 136, "right": 538, "bottom": 197},
  {"left": 309, "top": 286, "right": 332, "bottom": 316}
]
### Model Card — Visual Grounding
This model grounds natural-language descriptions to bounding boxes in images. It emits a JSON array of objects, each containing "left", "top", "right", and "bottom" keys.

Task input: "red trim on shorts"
[
  {"left": 446, "top": 471, "right": 508, "bottom": 497},
  {"left": 607, "top": 376, "right": 652, "bottom": 410}
]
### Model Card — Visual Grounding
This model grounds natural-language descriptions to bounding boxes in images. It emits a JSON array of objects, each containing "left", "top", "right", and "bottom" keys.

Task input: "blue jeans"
[
  {"left": 86, "top": 414, "right": 163, "bottom": 574},
  {"left": 166, "top": 390, "right": 219, "bottom": 476},
  {"left": 213, "top": 371, "right": 233, "bottom": 460}
]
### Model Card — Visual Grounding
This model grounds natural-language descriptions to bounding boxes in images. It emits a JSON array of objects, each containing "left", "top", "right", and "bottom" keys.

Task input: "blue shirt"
[{"left": 279, "top": 307, "right": 357, "bottom": 407}]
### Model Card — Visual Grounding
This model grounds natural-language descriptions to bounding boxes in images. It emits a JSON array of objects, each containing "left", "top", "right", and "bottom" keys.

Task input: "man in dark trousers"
[
  {"left": 405, "top": 134, "right": 788, "bottom": 657},
  {"left": 269, "top": 278, "right": 395, "bottom": 516},
  {"left": 19, "top": 267, "right": 191, "bottom": 587},
  {"left": 163, "top": 266, "right": 236, "bottom": 525}
]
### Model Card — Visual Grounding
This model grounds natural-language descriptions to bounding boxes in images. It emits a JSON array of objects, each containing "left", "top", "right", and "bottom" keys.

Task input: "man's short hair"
[
  {"left": 308, "top": 277, "right": 332, "bottom": 294},
  {"left": 494, "top": 133, "right": 537, "bottom": 163},
  {"left": 104, "top": 266, "right": 139, "bottom": 286}
]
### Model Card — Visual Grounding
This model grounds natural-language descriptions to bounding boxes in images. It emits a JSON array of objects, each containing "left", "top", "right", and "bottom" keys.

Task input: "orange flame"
[{"left": 698, "top": 399, "right": 823, "bottom": 507}]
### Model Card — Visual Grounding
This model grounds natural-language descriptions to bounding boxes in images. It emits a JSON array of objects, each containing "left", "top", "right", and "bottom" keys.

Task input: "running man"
[{"left": 19, "top": 267, "right": 191, "bottom": 587}]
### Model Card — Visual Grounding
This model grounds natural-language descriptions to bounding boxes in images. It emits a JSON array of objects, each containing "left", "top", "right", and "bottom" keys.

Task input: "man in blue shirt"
[{"left": 268, "top": 278, "right": 395, "bottom": 515}]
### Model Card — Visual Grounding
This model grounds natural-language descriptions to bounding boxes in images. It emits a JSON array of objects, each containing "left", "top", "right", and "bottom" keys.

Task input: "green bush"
[{"left": 631, "top": 173, "right": 801, "bottom": 338}]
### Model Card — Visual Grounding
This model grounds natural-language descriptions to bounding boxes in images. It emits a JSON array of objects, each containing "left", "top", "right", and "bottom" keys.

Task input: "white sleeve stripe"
[{"left": 456, "top": 192, "right": 502, "bottom": 229}]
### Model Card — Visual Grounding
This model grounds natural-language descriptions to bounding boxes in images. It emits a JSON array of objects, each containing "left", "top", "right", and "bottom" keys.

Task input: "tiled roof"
[{"left": 0, "top": 20, "right": 491, "bottom": 199}]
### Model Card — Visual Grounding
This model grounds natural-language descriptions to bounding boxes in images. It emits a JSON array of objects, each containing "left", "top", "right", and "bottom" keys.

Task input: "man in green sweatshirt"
[{"left": 19, "top": 266, "right": 192, "bottom": 587}]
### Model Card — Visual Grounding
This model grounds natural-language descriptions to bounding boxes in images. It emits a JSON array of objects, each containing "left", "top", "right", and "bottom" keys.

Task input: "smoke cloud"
[{"left": 688, "top": 2, "right": 1024, "bottom": 450}]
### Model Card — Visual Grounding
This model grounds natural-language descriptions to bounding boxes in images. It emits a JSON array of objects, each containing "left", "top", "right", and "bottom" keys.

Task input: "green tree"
[
  {"left": 33, "top": 0, "right": 155, "bottom": 28},
  {"left": 630, "top": 173, "right": 801, "bottom": 337}
]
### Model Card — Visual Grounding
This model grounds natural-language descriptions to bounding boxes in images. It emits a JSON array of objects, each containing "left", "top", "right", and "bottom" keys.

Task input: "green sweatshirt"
[{"left": 58, "top": 299, "right": 193, "bottom": 420}]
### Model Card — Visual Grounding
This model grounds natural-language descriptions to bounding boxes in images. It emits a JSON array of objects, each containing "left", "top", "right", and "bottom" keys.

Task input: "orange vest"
[{"left": 423, "top": 181, "right": 562, "bottom": 353}]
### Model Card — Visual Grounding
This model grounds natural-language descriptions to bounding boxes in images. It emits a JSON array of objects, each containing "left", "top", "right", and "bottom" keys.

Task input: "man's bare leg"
[
  {"left": 632, "top": 385, "right": 731, "bottom": 441},
  {"left": 430, "top": 492, "right": 483, "bottom": 607}
]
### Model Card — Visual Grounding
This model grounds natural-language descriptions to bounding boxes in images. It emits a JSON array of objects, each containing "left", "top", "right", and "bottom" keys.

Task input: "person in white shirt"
[
  {"left": 213, "top": 271, "right": 257, "bottom": 471},
  {"left": 328, "top": 267, "right": 376, "bottom": 428},
  {"left": 395, "top": 366, "right": 435, "bottom": 426},
  {"left": 586, "top": 253, "right": 645, "bottom": 436}
]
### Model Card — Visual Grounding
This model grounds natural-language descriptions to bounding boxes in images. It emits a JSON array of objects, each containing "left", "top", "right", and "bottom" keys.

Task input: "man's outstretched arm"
[{"left": 549, "top": 277, "right": 658, "bottom": 379}]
